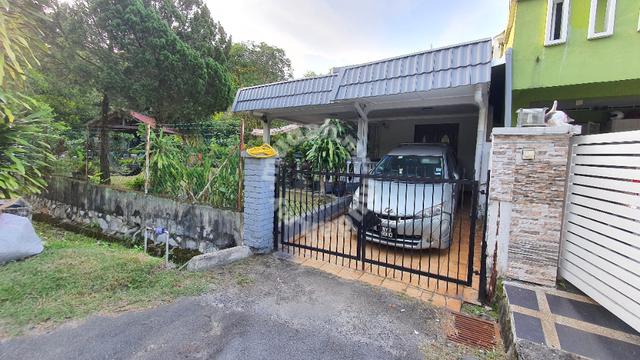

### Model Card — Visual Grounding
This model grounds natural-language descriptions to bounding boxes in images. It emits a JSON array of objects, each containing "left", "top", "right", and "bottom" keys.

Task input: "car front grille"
[{"left": 375, "top": 213, "right": 415, "bottom": 221}]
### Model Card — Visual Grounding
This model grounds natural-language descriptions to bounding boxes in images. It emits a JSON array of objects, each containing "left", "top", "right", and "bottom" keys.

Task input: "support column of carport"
[
  {"left": 261, "top": 115, "right": 271, "bottom": 144},
  {"left": 354, "top": 103, "right": 368, "bottom": 172},
  {"left": 474, "top": 84, "right": 490, "bottom": 214}
]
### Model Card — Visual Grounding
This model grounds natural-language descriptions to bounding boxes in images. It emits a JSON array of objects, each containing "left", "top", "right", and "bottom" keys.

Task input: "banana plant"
[{"left": 0, "top": 0, "right": 58, "bottom": 198}]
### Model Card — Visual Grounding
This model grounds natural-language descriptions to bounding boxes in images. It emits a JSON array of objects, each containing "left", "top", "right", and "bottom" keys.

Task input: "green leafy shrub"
[
  {"left": 305, "top": 119, "right": 355, "bottom": 171},
  {"left": 126, "top": 176, "right": 145, "bottom": 191},
  {"left": 0, "top": 1, "right": 60, "bottom": 198},
  {"left": 140, "top": 127, "right": 240, "bottom": 208},
  {"left": 0, "top": 98, "right": 60, "bottom": 198}
]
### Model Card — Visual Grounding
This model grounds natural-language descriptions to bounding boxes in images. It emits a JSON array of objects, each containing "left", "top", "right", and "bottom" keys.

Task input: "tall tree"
[
  {"left": 228, "top": 41, "right": 293, "bottom": 89},
  {"left": 227, "top": 41, "right": 294, "bottom": 141},
  {"left": 145, "top": 0, "right": 232, "bottom": 64},
  {"left": 43, "top": 0, "right": 234, "bottom": 183}
]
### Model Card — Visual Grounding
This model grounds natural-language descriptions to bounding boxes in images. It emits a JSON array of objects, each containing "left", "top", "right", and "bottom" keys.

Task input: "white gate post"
[{"left": 242, "top": 155, "right": 277, "bottom": 253}]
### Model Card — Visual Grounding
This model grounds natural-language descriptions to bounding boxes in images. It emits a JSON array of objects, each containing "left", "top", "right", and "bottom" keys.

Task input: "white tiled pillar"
[{"left": 242, "top": 156, "right": 277, "bottom": 253}]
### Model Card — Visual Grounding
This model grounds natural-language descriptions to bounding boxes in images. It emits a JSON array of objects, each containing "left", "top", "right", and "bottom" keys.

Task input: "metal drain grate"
[{"left": 447, "top": 312, "right": 498, "bottom": 349}]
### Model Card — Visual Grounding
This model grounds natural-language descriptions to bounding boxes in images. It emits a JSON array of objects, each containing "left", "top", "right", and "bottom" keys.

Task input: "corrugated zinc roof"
[{"left": 232, "top": 38, "right": 492, "bottom": 112}]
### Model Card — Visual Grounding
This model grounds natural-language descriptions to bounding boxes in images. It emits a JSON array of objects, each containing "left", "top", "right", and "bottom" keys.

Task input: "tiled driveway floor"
[{"left": 279, "top": 208, "right": 483, "bottom": 302}]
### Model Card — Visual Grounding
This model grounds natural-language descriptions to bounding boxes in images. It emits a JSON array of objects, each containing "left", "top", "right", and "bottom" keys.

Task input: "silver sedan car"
[{"left": 348, "top": 144, "right": 460, "bottom": 249}]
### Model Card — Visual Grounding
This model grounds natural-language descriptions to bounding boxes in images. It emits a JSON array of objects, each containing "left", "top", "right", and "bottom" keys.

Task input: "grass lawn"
[{"left": 0, "top": 221, "right": 215, "bottom": 337}]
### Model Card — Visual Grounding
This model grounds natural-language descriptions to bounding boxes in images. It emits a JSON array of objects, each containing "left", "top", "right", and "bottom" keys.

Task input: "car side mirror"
[{"left": 452, "top": 171, "right": 460, "bottom": 180}]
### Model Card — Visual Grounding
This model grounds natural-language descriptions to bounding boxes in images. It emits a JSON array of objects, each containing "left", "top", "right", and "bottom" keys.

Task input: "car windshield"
[{"left": 372, "top": 155, "right": 445, "bottom": 179}]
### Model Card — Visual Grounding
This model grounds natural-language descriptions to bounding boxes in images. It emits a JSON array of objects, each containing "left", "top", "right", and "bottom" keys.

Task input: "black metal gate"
[{"left": 274, "top": 161, "right": 484, "bottom": 291}]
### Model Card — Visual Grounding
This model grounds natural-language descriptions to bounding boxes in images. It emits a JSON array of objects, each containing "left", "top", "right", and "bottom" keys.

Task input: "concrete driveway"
[{"left": 0, "top": 256, "right": 485, "bottom": 360}]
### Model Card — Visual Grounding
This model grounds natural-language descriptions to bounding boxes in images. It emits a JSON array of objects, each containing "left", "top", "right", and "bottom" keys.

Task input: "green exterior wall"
[
  {"left": 512, "top": 0, "right": 640, "bottom": 90},
  {"left": 513, "top": 78, "right": 640, "bottom": 109}
]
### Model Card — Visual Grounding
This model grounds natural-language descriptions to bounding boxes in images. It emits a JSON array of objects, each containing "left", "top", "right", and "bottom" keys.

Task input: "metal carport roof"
[{"left": 231, "top": 38, "right": 493, "bottom": 114}]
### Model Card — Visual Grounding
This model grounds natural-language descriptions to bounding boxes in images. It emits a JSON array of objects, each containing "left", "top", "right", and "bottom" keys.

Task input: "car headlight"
[{"left": 414, "top": 204, "right": 443, "bottom": 218}]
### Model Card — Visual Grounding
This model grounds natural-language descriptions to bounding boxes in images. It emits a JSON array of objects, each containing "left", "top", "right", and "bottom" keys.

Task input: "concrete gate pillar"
[
  {"left": 242, "top": 156, "right": 277, "bottom": 253},
  {"left": 485, "top": 127, "right": 576, "bottom": 287}
]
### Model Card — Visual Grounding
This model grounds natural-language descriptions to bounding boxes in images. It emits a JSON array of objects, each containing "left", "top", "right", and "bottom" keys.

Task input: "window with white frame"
[
  {"left": 545, "top": 0, "right": 570, "bottom": 46},
  {"left": 588, "top": 0, "right": 617, "bottom": 39}
]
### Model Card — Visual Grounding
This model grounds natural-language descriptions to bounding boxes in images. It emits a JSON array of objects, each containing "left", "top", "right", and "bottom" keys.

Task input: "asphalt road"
[{"left": 0, "top": 255, "right": 457, "bottom": 360}]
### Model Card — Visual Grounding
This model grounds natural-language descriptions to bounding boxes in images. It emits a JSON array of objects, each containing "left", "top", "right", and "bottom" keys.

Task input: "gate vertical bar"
[
  {"left": 478, "top": 171, "right": 491, "bottom": 303},
  {"left": 466, "top": 181, "right": 479, "bottom": 286},
  {"left": 358, "top": 164, "right": 366, "bottom": 269}
]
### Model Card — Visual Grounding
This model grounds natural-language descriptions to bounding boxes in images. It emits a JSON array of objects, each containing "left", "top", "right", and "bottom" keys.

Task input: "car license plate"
[{"left": 380, "top": 226, "right": 394, "bottom": 238}]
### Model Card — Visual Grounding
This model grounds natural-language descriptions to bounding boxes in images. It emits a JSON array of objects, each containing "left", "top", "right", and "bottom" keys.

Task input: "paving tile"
[
  {"left": 320, "top": 262, "right": 344, "bottom": 276},
  {"left": 381, "top": 279, "right": 408, "bottom": 293},
  {"left": 290, "top": 256, "right": 307, "bottom": 264},
  {"left": 431, "top": 294, "right": 447, "bottom": 308},
  {"left": 446, "top": 298, "right": 462, "bottom": 312},
  {"left": 405, "top": 286, "right": 423, "bottom": 300},
  {"left": 462, "top": 287, "right": 479, "bottom": 303},
  {"left": 442, "top": 285, "right": 463, "bottom": 298},
  {"left": 337, "top": 268, "right": 363, "bottom": 280},
  {"left": 421, "top": 290, "right": 435, "bottom": 302},
  {"left": 359, "top": 273, "right": 384, "bottom": 286},
  {"left": 504, "top": 284, "right": 539, "bottom": 311},
  {"left": 546, "top": 294, "right": 638, "bottom": 335},
  {"left": 303, "top": 259, "right": 325, "bottom": 269},
  {"left": 512, "top": 312, "right": 546, "bottom": 345},
  {"left": 556, "top": 323, "right": 640, "bottom": 360}
]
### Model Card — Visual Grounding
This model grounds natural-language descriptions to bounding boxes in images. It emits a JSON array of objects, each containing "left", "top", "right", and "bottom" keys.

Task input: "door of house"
[
  {"left": 414, "top": 124, "right": 459, "bottom": 154},
  {"left": 559, "top": 130, "right": 640, "bottom": 332}
]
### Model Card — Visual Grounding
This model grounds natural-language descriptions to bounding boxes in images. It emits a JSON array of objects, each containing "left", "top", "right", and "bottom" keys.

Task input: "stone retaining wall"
[{"left": 31, "top": 177, "right": 242, "bottom": 253}]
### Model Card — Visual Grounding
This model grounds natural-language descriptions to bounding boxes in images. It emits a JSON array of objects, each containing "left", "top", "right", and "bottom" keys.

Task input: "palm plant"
[
  {"left": 305, "top": 119, "right": 355, "bottom": 171},
  {"left": 304, "top": 119, "right": 355, "bottom": 195}
]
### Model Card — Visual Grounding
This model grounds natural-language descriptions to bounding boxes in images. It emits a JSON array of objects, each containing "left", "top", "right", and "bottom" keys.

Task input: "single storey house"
[{"left": 232, "top": 38, "right": 508, "bottom": 208}]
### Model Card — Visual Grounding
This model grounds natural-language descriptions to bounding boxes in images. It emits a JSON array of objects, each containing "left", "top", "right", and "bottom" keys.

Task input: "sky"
[{"left": 206, "top": 0, "right": 510, "bottom": 78}]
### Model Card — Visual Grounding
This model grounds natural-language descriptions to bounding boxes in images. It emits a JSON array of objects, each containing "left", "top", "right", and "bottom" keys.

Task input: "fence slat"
[
  {"left": 571, "top": 165, "right": 640, "bottom": 181},
  {"left": 569, "top": 204, "right": 640, "bottom": 234},
  {"left": 571, "top": 175, "right": 640, "bottom": 193},
  {"left": 572, "top": 130, "right": 640, "bottom": 145},
  {"left": 570, "top": 194, "right": 640, "bottom": 221},
  {"left": 569, "top": 184, "right": 640, "bottom": 207},
  {"left": 565, "top": 232, "right": 640, "bottom": 277},
  {"left": 561, "top": 248, "right": 640, "bottom": 303},
  {"left": 573, "top": 143, "right": 640, "bottom": 155},
  {"left": 566, "top": 213, "right": 640, "bottom": 249},
  {"left": 566, "top": 222, "right": 640, "bottom": 261},
  {"left": 572, "top": 155, "right": 640, "bottom": 167}
]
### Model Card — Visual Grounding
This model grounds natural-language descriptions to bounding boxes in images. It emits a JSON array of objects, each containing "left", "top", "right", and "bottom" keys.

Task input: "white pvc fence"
[{"left": 560, "top": 130, "right": 640, "bottom": 332}]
